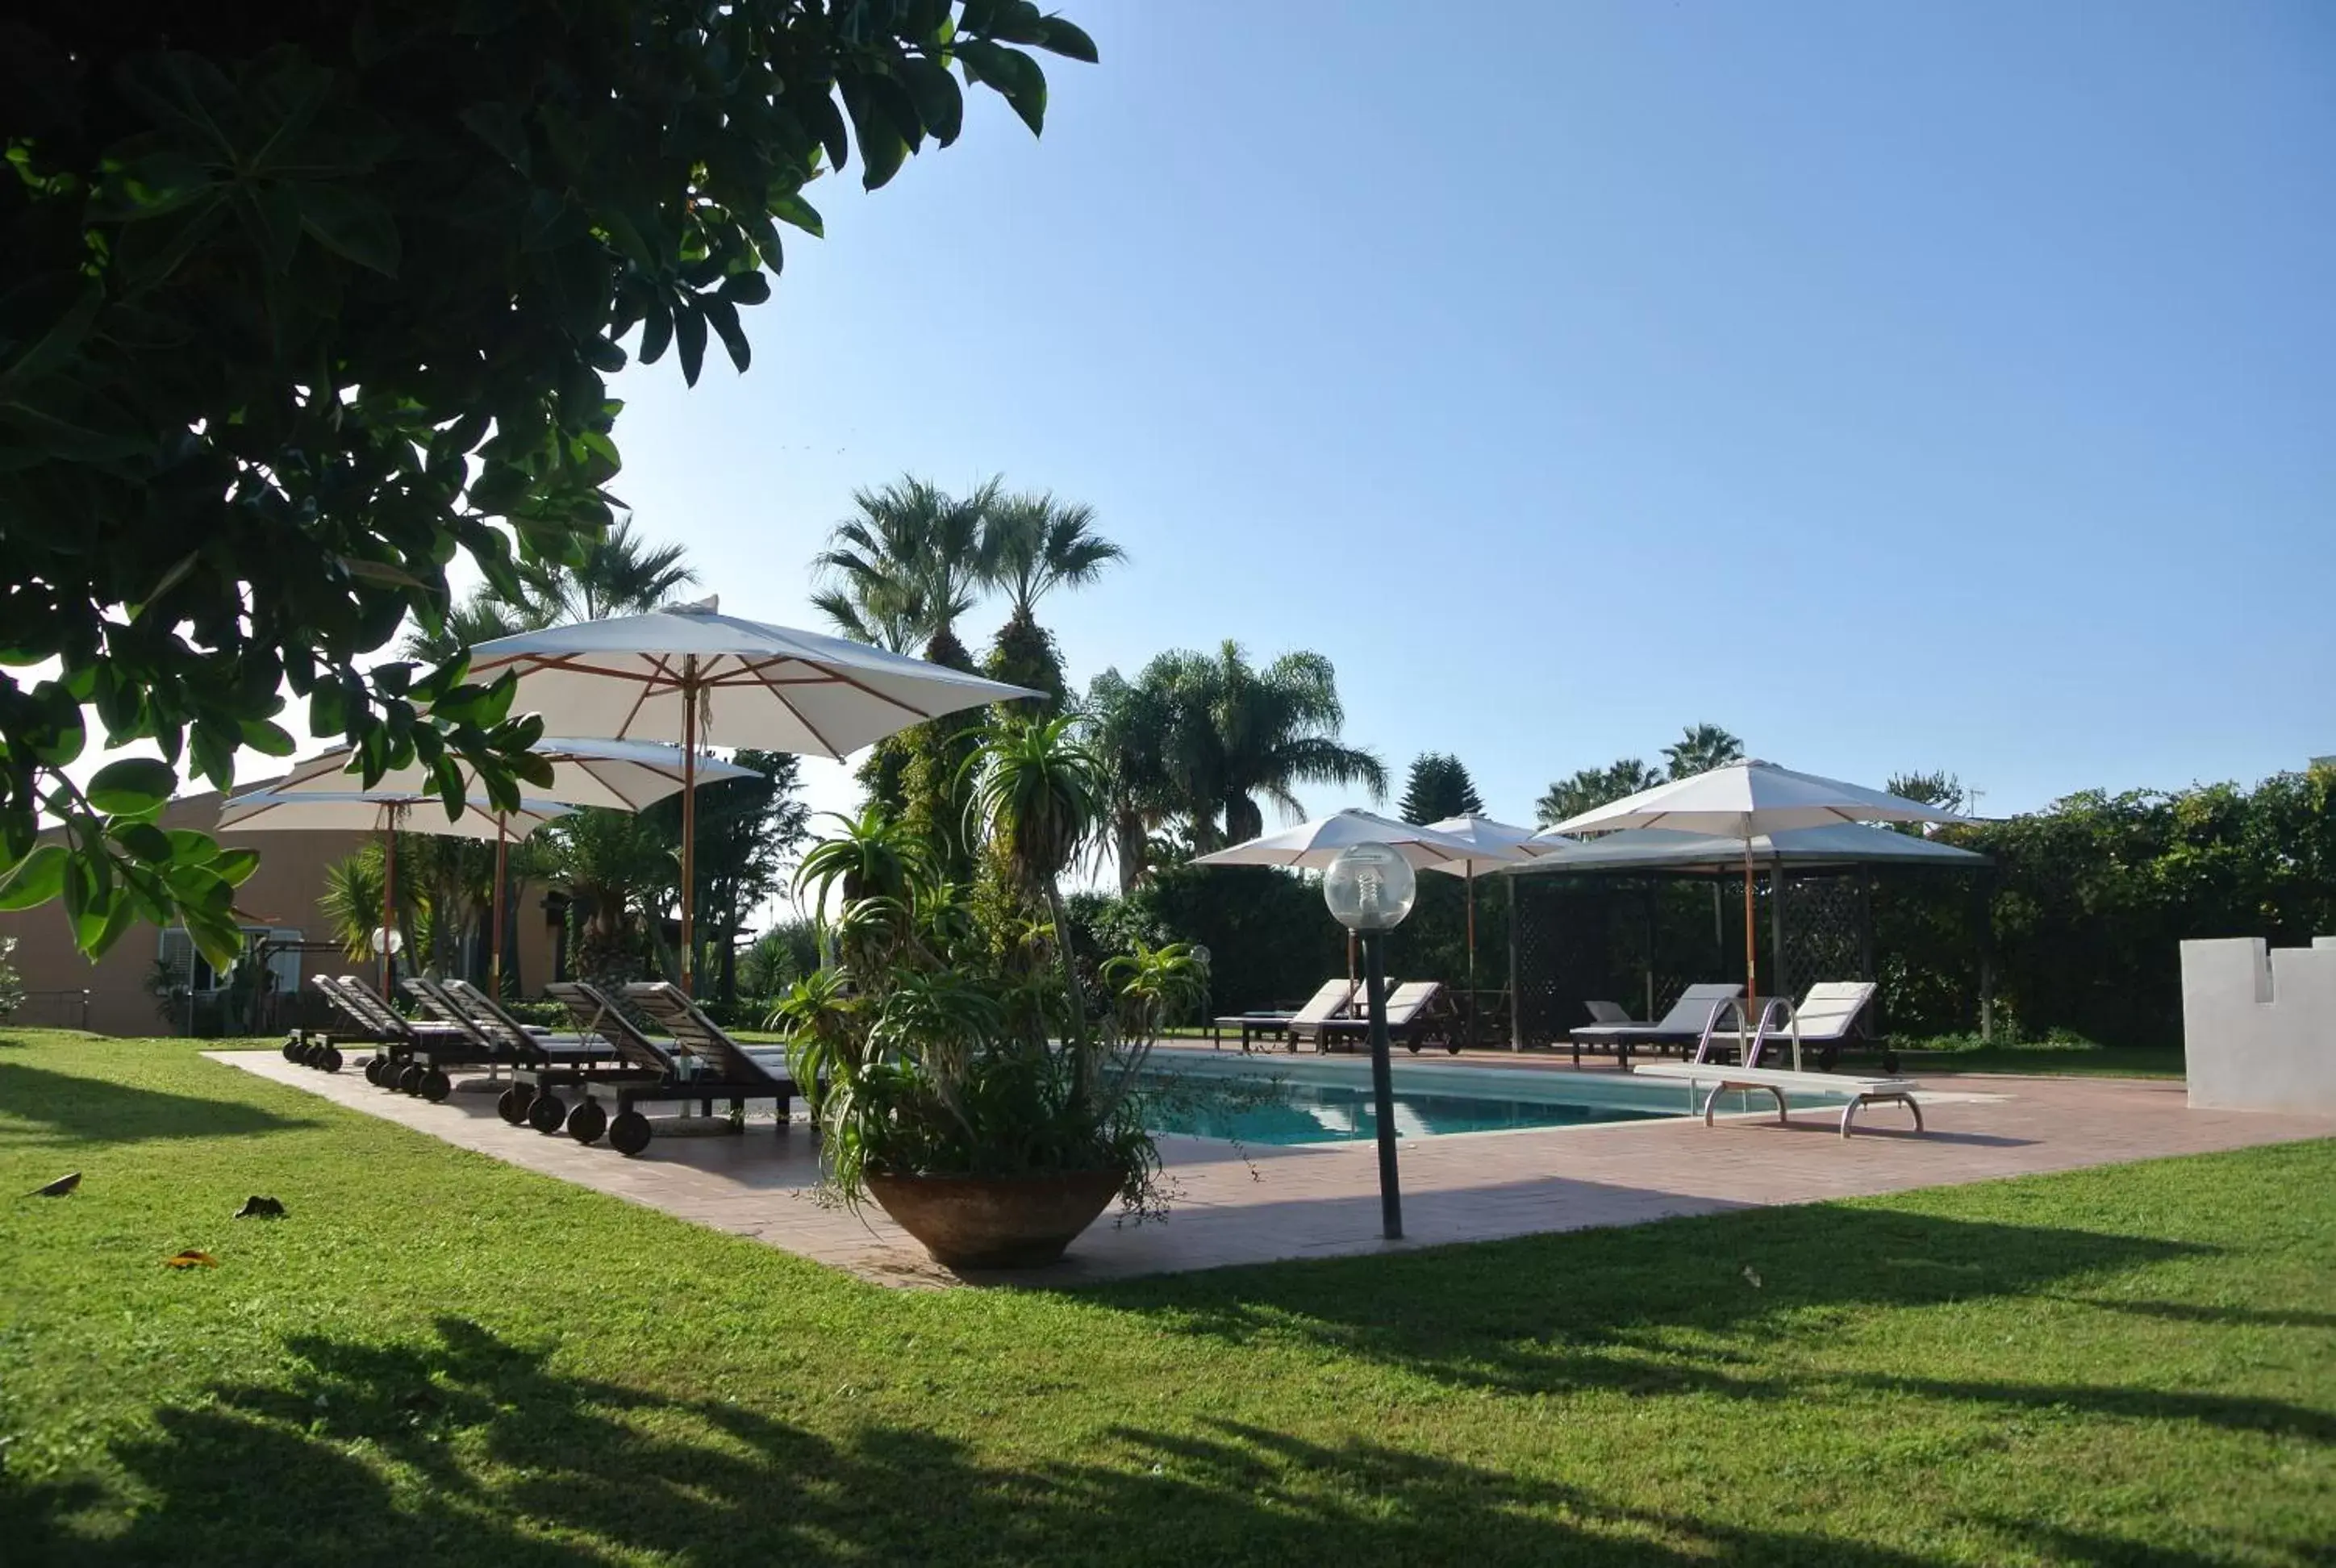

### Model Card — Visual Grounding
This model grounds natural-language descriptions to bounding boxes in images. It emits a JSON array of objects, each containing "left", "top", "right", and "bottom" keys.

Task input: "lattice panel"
[{"left": 1780, "top": 874, "right": 1867, "bottom": 1003}]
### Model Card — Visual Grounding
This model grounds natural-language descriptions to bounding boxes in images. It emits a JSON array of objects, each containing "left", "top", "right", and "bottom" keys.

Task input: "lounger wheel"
[
  {"left": 282, "top": 1036, "right": 304, "bottom": 1063},
  {"left": 526, "top": 1091, "right": 567, "bottom": 1134},
  {"left": 1879, "top": 1049, "right": 1901, "bottom": 1074},
  {"left": 566, "top": 1099, "right": 608, "bottom": 1145},
  {"left": 395, "top": 1063, "right": 426, "bottom": 1095},
  {"left": 362, "top": 1055, "right": 385, "bottom": 1086},
  {"left": 496, "top": 1085, "right": 534, "bottom": 1125},
  {"left": 1817, "top": 1045, "right": 1841, "bottom": 1073},
  {"left": 319, "top": 1045, "right": 344, "bottom": 1074},
  {"left": 608, "top": 1111, "right": 653, "bottom": 1157},
  {"left": 1445, "top": 1040, "right": 1462, "bottom": 1056},
  {"left": 419, "top": 1069, "right": 452, "bottom": 1103}
]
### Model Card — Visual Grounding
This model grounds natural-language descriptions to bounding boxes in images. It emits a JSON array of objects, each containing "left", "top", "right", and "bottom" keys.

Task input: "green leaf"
[
  {"left": 113, "top": 822, "right": 175, "bottom": 864},
  {"left": 240, "top": 717, "right": 298, "bottom": 756},
  {"left": 704, "top": 297, "right": 750, "bottom": 373},
  {"left": 86, "top": 757, "right": 177, "bottom": 814},
  {"left": 166, "top": 828, "right": 222, "bottom": 863},
  {"left": 1036, "top": 16, "right": 1099, "bottom": 64},
  {"left": 298, "top": 186, "right": 403, "bottom": 277},
  {"left": 0, "top": 844, "right": 69, "bottom": 910},
  {"left": 768, "top": 194, "right": 824, "bottom": 239},
  {"left": 211, "top": 847, "right": 261, "bottom": 886},
  {"left": 897, "top": 58, "right": 966, "bottom": 147},
  {"left": 674, "top": 302, "right": 707, "bottom": 386}
]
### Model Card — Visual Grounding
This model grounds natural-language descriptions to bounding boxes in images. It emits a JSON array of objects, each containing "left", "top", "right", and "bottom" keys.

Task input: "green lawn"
[
  {"left": 2, "top": 1030, "right": 2328, "bottom": 1566},
  {"left": 1891, "top": 1036, "right": 2186, "bottom": 1079}
]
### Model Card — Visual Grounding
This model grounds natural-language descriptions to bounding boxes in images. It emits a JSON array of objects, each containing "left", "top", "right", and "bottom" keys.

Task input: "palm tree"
[
  {"left": 1084, "top": 667, "right": 1180, "bottom": 891},
  {"left": 982, "top": 491, "right": 1124, "bottom": 703},
  {"left": 1535, "top": 758, "right": 1663, "bottom": 827},
  {"left": 1116, "top": 641, "right": 1384, "bottom": 854},
  {"left": 1663, "top": 723, "right": 1745, "bottom": 781},
  {"left": 403, "top": 515, "right": 696, "bottom": 662},
  {"left": 813, "top": 475, "right": 1000, "bottom": 671}
]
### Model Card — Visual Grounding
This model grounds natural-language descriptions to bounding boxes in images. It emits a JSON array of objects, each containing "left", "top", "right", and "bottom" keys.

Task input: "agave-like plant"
[
  {"left": 771, "top": 720, "right": 1195, "bottom": 1219},
  {"left": 962, "top": 712, "right": 1103, "bottom": 1074}
]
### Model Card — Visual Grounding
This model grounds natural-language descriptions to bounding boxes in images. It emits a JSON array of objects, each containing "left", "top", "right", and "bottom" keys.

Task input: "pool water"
[{"left": 1136, "top": 1054, "right": 1850, "bottom": 1147}]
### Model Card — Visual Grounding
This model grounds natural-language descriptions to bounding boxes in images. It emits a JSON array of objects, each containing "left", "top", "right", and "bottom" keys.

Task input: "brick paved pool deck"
[{"left": 212, "top": 1044, "right": 2336, "bottom": 1289}]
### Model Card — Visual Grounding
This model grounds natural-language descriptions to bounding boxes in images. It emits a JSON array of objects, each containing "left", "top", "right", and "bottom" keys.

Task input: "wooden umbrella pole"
[
  {"left": 1465, "top": 866, "right": 1477, "bottom": 1049},
  {"left": 380, "top": 807, "right": 399, "bottom": 1001},
  {"left": 490, "top": 817, "right": 508, "bottom": 999},
  {"left": 1741, "top": 836, "right": 1758, "bottom": 1003},
  {"left": 679, "top": 657, "right": 698, "bottom": 996}
]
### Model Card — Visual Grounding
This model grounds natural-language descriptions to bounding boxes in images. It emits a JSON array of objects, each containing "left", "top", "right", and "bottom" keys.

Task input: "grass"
[
  {"left": 1890, "top": 1034, "right": 2186, "bottom": 1079},
  {"left": 2, "top": 1029, "right": 2329, "bottom": 1566}
]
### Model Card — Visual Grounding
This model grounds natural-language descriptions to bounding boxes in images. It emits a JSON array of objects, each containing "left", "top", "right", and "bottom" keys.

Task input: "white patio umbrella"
[
  {"left": 467, "top": 598, "right": 1041, "bottom": 990},
  {"left": 1420, "top": 815, "right": 1563, "bottom": 1045},
  {"left": 1546, "top": 761, "right": 1969, "bottom": 1001},
  {"left": 218, "top": 790, "right": 574, "bottom": 999},
  {"left": 1188, "top": 807, "right": 1515, "bottom": 872},
  {"left": 269, "top": 739, "right": 753, "bottom": 992},
  {"left": 1191, "top": 809, "right": 1524, "bottom": 996}
]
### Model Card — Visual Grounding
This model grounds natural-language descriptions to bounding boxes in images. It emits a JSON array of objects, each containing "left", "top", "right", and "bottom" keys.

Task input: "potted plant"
[{"left": 772, "top": 716, "right": 1203, "bottom": 1269}]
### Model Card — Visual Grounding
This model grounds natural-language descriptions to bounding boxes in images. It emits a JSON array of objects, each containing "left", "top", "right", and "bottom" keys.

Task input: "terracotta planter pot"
[{"left": 866, "top": 1168, "right": 1125, "bottom": 1270}]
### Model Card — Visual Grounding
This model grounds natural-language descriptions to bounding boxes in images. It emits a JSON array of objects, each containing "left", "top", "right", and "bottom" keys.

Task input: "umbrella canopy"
[
  {"left": 466, "top": 598, "right": 1040, "bottom": 990},
  {"left": 1510, "top": 822, "right": 1988, "bottom": 874},
  {"left": 1416, "top": 816, "right": 1553, "bottom": 1049},
  {"left": 465, "top": 598, "right": 1040, "bottom": 758},
  {"left": 218, "top": 790, "right": 575, "bottom": 837},
  {"left": 1545, "top": 761, "right": 1971, "bottom": 1001},
  {"left": 263, "top": 739, "right": 751, "bottom": 991},
  {"left": 1545, "top": 761, "right": 1968, "bottom": 840},
  {"left": 1416, "top": 815, "right": 1566, "bottom": 876},
  {"left": 269, "top": 737, "right": 753, "bottom": 811},
  {"left": 219, "top": 790, "right": 574, "bottom": 999},
  {"left": 1188, "top": 808, "right": 1517, "bottom": 871}
]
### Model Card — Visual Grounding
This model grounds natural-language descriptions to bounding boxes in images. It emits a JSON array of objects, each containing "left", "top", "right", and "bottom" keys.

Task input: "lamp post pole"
[
  {"left": 1324, "top": 840, "right": 1414, "bottom": 1244},
  {"left": 1361, "top": 928, "right": 1402, "bottom": 1240}
]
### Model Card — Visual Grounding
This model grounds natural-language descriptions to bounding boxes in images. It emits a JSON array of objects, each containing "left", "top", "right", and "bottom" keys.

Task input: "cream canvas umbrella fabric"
[
  {"left": 218, "top": 790, "right": 574, "bottom": 999},
  {"left": 1420, "top": 815, "right": 1561, "bottom": 1045},
  {"left": 467, "top": 598, "right": 1041, "bottom": 988},
  {"left": 269, "top": 740, "right": 753, "bottom": 989},
  {"left": 1546, "top": 761, "right": 1968, "bottom": 999}
]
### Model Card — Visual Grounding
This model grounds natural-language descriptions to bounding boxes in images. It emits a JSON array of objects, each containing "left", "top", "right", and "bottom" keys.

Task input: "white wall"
[{"left": 2180, "top": 936, "right": 2336, "bottom": 1114}]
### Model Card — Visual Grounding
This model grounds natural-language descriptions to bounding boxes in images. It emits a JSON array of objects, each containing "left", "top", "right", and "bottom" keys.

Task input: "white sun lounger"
[
  {"left": 1739, "top": 981, "right": 1885, "bottom": 1073},
  {"left": 1566, "top": 982, "right": 1745, "bottom": 1067},
  {"left": 1632, "top": 1059, "right": 1923, "bottom": 1138}
]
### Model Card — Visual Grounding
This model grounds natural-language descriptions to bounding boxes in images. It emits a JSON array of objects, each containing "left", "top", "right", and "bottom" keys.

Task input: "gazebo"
[{"left": 1499, "top": 823, "right": 1990, "bottom": 1049}]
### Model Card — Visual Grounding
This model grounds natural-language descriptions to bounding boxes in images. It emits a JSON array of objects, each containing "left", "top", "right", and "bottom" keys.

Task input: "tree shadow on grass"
[
  {"left": 3, "top": 1316, "right": 2012, "bottom": 1568},
  {"left": 1078, "top": 1204, "right": 2213, "bottom": 1407},
  {"left": 0, "top": 1060, "right": 319, "bottom": 1147}
]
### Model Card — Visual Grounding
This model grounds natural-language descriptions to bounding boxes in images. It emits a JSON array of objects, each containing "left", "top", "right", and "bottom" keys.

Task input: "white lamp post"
[{"left": 1324, "top": 842, "right": 1416, "bottom": 1241}]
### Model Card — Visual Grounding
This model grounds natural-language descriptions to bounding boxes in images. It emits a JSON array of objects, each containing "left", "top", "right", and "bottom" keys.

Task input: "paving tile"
[{"left": 211, "top": 1049, "right": 2334, "bottom": 1291}]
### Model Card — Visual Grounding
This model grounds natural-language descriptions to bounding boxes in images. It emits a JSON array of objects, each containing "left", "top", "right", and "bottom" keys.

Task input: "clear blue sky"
[{"left": 600, "top": 0, "right": 2335, "bottom": 828}]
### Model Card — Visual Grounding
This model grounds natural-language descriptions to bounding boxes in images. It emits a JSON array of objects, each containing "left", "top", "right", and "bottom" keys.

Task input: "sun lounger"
[
  {"left": 1309, "top": 982, "right": 1457, "bottom": 1055},
  {"left": 1566, "top": 982, "right": 1746, "bottom": 1068},
  {"left": 1213, "top": 979, "right": 1354, "bottom": 1053},
  {"left": 590, "top": 982, "right": 810, "bottom": 1158},
  {"left": 1583, "top": 999, "right": 1635, "bottom": 1027},
  {"left": 1737, "top": 981, "right": 1890, "bottom": 1072},
  {"left": 1632, "top": 1059, "right": 1923, "bottom": 1138},
  {"left": 433, "top": 979, "right": 644, "bottom": 1126},
  {"left": 302, "top": 975, "right": 469, "bottom": 1083}
]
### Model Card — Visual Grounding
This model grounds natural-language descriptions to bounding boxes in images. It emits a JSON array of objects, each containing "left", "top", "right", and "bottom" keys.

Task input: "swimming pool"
[{"left": 1137, "top": 1053, "right": 1854, "bottom": 1147}]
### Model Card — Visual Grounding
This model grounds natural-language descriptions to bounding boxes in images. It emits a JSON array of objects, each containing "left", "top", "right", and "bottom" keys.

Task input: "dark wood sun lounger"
[
  {"left": 504, "top": 980, "right": 810, "bottom": 1157},
  {"left": 306, "top": 975, "right": 469, "bottom": 1086}
]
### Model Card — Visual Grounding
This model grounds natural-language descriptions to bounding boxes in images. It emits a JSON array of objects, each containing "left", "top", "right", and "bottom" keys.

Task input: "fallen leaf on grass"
[
  {"left": 164, "top": 1250, "right": 218, "bottom": 1270},
  {"left": 26, "top": 1172, "right": 81, "bottom": 1197}
]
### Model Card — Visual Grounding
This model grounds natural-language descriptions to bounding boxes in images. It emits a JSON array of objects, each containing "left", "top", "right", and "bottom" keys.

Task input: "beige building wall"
[{"left": 0, "top": 787, "right": 563, "bottom": 1036}]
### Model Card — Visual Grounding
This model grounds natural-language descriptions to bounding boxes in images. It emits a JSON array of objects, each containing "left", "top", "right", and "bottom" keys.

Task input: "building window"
[{"left": 156, "top": 926, "right": 287, "bottom": 994}]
